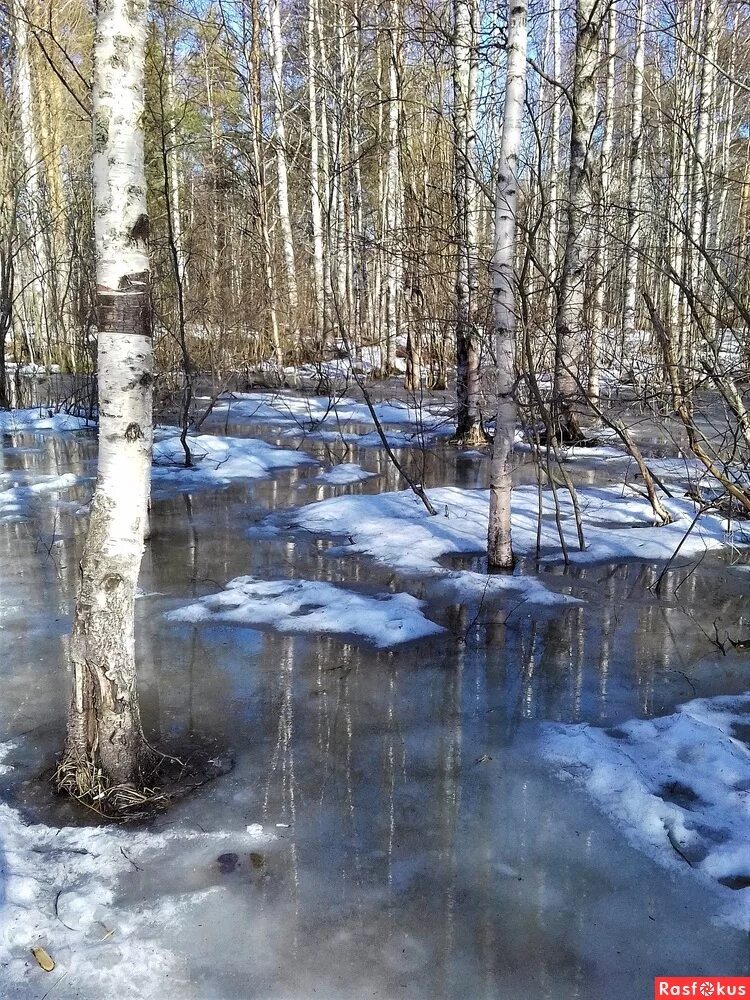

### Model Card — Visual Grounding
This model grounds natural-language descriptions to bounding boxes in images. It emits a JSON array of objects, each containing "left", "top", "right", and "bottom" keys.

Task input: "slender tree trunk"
[
  {"left": 689, "top": 0, "right": 717, "bottom": 305},
  {"left": 166, "top": 55, "right": 187, "bottom": 289},
  {"left": 547, "top": 0, "right": 561, "bottom": 292},
  {"left": 268, "top": 0, "right": 299, "bottom": 323},
  {"left": 307, "top": 0, "right": 325, "bottom": 341},
  {"left": 712, "top": 19, "right": 735, "bottom": 262},
  {"left": 553, "top": 0, "right": 602, "bottom": 441},
  {"left": 382, "top": 0, "right": 403, "bottom": 376},
  {"left": 667, "top": 10, "right": 689, "bottom": 375},
  {"left": 10, "top": 0, "right": 49, "bottom": 364},
  {"left": 250, "top": 0, "right": 282, "bottom": 367},
  {"left": 452, "top": 0, "right": 483, "bottom": 443},
  {"left": 487, "top": 0, "right": 527, "bottom": 570},
  {"left": 590, "top": 0, "right": 617, "bottom": 400},
  {"left": 622, "top": 0, "right": 647, "bottom": 345},
  {"left": 59, "top": 0, "right": 152, "bottom": 799}
]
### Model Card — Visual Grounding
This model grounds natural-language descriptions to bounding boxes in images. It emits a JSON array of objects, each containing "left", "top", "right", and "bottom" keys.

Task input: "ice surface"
[
  {"left": 0, "top": 743, "right": 278, "bottom": 997},
  {"left": 167, "top": 576, "right": 444, "bottom": 647},
  {"left": 151, "top": 430, "right": 318, "bottom": 493},
  {"left": 542, "top": 694, "right": 750, "bottom": 929}
]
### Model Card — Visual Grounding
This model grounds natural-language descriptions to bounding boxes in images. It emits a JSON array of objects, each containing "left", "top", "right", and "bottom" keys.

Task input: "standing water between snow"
[{"left": 0, "top": 396, "right": 748, "bottom": 999}]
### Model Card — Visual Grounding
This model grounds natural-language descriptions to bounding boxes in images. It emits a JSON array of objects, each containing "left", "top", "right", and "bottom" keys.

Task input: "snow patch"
[
  {"left": 0, "top": 473, "right": 81, "bottom": 521},
  {"left": 0, "top": 742, "right": 275, "bottom": 996},
  {"left": 286, "top": 484, "right": 750, "bottom": 571},
  {"left": 167, "top": 576, "right": 444, "bottom": 647},
  {"left": 541, "top": 695, "right": 750, "bottom": 929},
  {"left": 0, "top": 409, "right": 92, "bottom": 433},
  {"left": 151, "top": 430, "right": 317, "bottom": 493},
  {"left": 213, "top": 392, "right": 454, "bottom": 433},
  {"left": 315, "top": 463, "right": 377, "bottom": 485}
]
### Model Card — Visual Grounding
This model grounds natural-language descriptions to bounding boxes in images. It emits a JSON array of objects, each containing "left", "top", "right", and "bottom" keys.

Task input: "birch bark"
[
  {"left": 60, "top": 0, "right": 153, "bottom": 798},
  {"left": 268, "top": 0, "right": 299, "bottom": 322},
  {"left": 453, "top": 0, "right": 482, "bottom": 443},
  {"left": 553, "top": 0, "right": 602, "bottom": 441},
  {"left": 622, "top": 0, "right": 647, "bottom": 346},
  {"left": 307, "top": 0, "right": 325, "bottom": 340},
  {"left": 590, "top": 0, "right": 617, "bottom": 401},
  {"left": 382, "top": 0, "right": 403, "bottom": 375},
  {"left": 487, "top": 0, "right": 527, "bottom": 570}
]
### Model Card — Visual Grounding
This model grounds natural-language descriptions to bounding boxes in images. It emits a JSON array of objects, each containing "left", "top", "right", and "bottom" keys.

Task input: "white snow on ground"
[
  {"left": 0, "top": 409, "right": 92, "bottom": 433},
  {"left": 0, "top": 473, "right": 81, "bottom": 521},
  {"left": 277, "top": 484, "right": 750, "bottom": 606},
  {"left": 286, "top": 484, "right": 750, "bottom": 570},
  {"left": 541, "top": 695, "right": 750, "bottom": 930},
  {"left": 151, "top": 430, "right": 318, "bottom": 493},
  {"left": 0, "top": 743, "right": 277, "bottom": 997},
  {"left": 315, "top": 463, "right": 377, "bottom": 486},
  {"left": 210, "top": 392, "right": 454, "bottom": 433},
  {"left": 167, "top": 576, "right": 444, "bottom": 647}
]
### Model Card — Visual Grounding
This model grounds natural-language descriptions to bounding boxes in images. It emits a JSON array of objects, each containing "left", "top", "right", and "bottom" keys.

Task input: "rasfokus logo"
[{"left": 654, "top": 979, "right": 750, "bottom": 998}]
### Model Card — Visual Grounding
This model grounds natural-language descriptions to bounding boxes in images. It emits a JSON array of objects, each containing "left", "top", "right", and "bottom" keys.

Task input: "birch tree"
[
  {"left": 58, "top": 0, "right": 153, "bottom": 802},
  {"left": 487, "top": 0, "right": 527, "bottom": 570},
  {"left": 553, "top": 0, "right": 603, "bottom": 441},
  {"left": 452, "top": 0, "right": 483, "bottom": 444},
  {"left": 381, "top": 0, "right": 404, "bottom": 375},
  {"left": 622, "top": 0, "right": 647, "bottom": 345},
  {"left": 590, "top": 0, "right": 617, "bottom": 400},
  {"left": 268, "top": 0, "right": 299, "bottom": 326},
  {"left": 307, "top": 0, "right": 325, "bottom": 340},
  {"left": 9, "top": 0, "right": 49, "bottom": 364}
]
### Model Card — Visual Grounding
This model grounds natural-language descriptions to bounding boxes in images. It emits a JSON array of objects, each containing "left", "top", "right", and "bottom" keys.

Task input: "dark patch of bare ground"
[{"left": 1, "top": 734, "right": 234, "bottom": 829}]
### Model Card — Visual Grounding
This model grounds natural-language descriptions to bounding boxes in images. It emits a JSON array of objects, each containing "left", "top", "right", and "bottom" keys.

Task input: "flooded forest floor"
[{"left": 0, "top": 381, "right": 748, "bottom": 999}]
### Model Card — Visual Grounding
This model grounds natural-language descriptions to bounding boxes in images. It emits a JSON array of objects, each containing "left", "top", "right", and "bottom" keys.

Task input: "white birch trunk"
[
  {"left": 689, "top": 0, "right": 717, "bottom": 301},
  {"left": 307, "top": 0, "right": 325, "bottom": 339},
  {"left": 166, "top": 58, "right": 187, "bottom": 289},
  {"left": 622, "top": 0, "right": 647, "bottom": 346},
  {"left": 487, "top": 0, "right": 527, "bottom": 570},
  {"left": 452, "top": 0, "right": 482, "bottom": 442},
  {"left": 590, "top": 0, "right": 617, "bottom": 400},
  {"left": 60, "top": 0, "right": 152, "bottom": 797},
  {"left": 250, "top": 0, "right": 282, "bottom": 367},
  {"left": 667, "top": 12, "right": 690, "bottom": 358},
  {"left": 268, "top": 0, "right": 299, "bottom": 320},
  {"left": 554, "top": 0, "right": 602, "bottom": 440},
  {"left": 383, "top": 0, "right": 403, "bottom": 375},
  {"left": 11, "top": 0, "right": 49, "bottom": 363},
  {"left": 547, "top": 0, "right": 561, "bottom": 288}
]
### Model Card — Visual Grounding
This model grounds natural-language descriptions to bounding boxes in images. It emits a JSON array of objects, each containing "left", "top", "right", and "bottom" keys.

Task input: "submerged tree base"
[
  {"left": 54, "top": 739, "right": 233, "bottom": 821},
  {"left": 452, "top": 422, "right": 490, "bottom": 447},
  {"left": 538, "top": 424, "right": 598, "bottom": 448}
]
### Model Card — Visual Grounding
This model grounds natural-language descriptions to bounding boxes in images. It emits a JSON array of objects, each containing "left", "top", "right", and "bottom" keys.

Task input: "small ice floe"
[
  {"left": 151, "top": 431, "right": 318, "bottom": 495},
  {"left": 167, "top": 575, "right": 444, "bottom": 648},
  {"left": 245, "top": 823, "right": 277, "bottom": 841},
  {"left": 0, "top": 473, "right": 81, "bottom": 521},
  {"left": 210, "top": 391, "right": 454, "bottom": 434},
  {"left": 0, "top": 408, "right": 92, "bottom": 432},
  {"left": 542, "top": 694, "right": 750, "bottom": 929},
  {"left": 287, "top": 484, "right": 749, "bottom": 573},
  {"left": 315, "top": 463, "right": 377, "bottom": 486}
]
